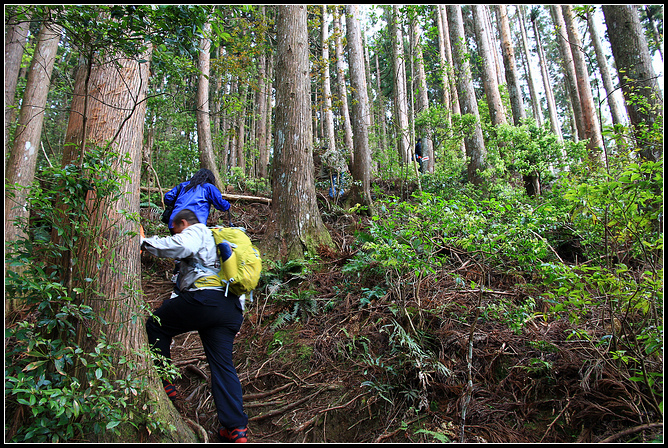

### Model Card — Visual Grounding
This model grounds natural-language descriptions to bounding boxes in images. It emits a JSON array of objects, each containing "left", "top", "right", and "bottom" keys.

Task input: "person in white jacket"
[{"left": 141, "top": 209, "right": 249, "bottom": 442}]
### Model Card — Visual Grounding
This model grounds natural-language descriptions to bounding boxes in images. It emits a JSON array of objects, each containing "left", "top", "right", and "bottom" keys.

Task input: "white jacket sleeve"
[{"left": 142, "top": 227, "right": 201, "bottom": 260}]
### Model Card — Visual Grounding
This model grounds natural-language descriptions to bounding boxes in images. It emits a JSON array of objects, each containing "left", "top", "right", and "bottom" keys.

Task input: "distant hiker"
[
  {"left": 414, "top": 138, "right": 424, "bottom": 173},
  {"left": 319, "top": 145, "right": 348, "bottom": 198},
  {"left": 141, "top": 208, "right": 249, "bottom": 443},
  {"left": 164, "top": 168, "right": 231, "bottom": 235}
]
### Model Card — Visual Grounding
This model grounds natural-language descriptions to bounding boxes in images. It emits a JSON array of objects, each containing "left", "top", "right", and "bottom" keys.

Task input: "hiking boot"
[{"left": 218, "top": 426, "right": 248, "bottom": 443}]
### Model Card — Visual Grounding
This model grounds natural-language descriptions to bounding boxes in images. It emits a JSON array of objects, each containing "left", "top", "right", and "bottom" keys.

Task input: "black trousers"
[{"left": 146, "top": 288, "right": 248, "bottom": 429}]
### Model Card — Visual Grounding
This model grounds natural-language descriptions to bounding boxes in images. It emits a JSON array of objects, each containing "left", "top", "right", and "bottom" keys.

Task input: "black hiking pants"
[{"left": 146, "top": 288, "right": 248, "bottom": 429}]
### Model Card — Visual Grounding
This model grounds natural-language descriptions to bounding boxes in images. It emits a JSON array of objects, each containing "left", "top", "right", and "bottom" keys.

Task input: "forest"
[{"left": 4, "top": 4, "right": 663, "bottom": 443}]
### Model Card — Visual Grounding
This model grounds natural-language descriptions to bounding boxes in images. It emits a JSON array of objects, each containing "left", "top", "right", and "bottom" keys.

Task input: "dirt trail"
[{"left": 140, "top": 190, "right": 662, "bottom": 443}]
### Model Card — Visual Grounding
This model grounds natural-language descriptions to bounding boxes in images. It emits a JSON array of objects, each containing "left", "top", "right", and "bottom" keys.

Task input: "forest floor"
[{"left": 140, "top": 183, "right": 662, "bottom": 444}]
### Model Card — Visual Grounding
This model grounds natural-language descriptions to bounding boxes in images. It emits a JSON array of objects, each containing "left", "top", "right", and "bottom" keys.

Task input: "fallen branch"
[
  {"left": 249, "top": 386, "right": 337, "bottom": 422},
  {"left": 244, "top": 382, "right": 293, "bottom": 401},
  {"left": 374, "top": 417, "right": 419, "bottom": 443},
  {"left": 292, "top": 391, "right": 370, "bottom": 433},
  {"left": 598, "top": 423, "right": 663, "bottom": 443},
  {"left": 540, "top": 398, "right": 570, "bottom": 442},
  {"left": 140, "top": 186, "right": 271, "bottom": 204}
]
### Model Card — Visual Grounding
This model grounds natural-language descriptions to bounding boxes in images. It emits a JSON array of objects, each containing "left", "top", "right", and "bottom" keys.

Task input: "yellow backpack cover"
[{"left": 211, "top": 226, "right": 262, "bottom": 296}]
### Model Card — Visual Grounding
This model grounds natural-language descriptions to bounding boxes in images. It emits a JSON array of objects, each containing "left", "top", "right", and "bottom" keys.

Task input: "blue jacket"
[{"left": 165, "top": 182, "right": 230, "bottom": 229}]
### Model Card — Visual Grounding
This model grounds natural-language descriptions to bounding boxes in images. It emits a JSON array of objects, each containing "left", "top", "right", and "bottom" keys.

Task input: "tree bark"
[
  {"left": 530, "top": 8, "right": 563, "bottom": 142},
  {"left": 438, "top": 5, "right": 466, "bottom": 158},
  {"left": 390, "top": 5, "right": 411, "bottom": 165},
  {"left": 472, "top": 5, "right": 507, "bottom": 127},
  {"left": 345, "top": 4, "right": 373, "bottom": 211},
  {"left": 270, "top": 5, "right": 333, "bottom": 261},
  {"left": 256, "top": 6, "right": 269, "bottom": 178},
  {"left": 447, "top": 5, "right": 487, "bottom": 186},
  {"left": 496, "top": 5, "right": 525, "bottom": 125},
  {"left": 603, "top": 5, "right": 663, "bottom": 162},
  {"left": 197, "top": 20, "right": 225, "bottom": 189},
  {"left": 332, "top": 8, "right": 354, "bottom": 166},
  {"left": 411, "top": 14, "right": 433, "bottom": 173},
  {"left": 321, "top": 6, "right": 337, "bottom": 154},
  {"left": 561, "top": 5, "right": 604, "bottom": 165},
  {"left": 585, "top": 7, "right": 627, "bottom": 127},
  {"left": 550, "top": 5, "right": 585, "bottom": 141},
  {"left": 4, "top": 12, "right": 30, "bottom": 156},
  {"left": 5, "top": 18, "right": 61, "bottom": 247},
  {"left": 62, "top": 41, "right": 197, "bottom": 441},
  {"left": 517, "top": 6, "right": 544, "bottom": 126}
]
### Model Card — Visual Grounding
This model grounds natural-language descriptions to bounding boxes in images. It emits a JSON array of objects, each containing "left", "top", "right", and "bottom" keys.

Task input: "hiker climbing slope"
[
  {"left": 141, "top": 208, "right": 249, "bottom": 443},
  {"left": 164, "top": 168, "right": 231, "bottom": 235}
]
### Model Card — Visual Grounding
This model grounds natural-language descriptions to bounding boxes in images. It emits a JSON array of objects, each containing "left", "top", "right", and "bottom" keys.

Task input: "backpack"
[
  {"left": 161, "top": 184, "right": 183, "bottom": 224},
  {"left": 211, "top": 226, "right": 262, "bottom": 298}
]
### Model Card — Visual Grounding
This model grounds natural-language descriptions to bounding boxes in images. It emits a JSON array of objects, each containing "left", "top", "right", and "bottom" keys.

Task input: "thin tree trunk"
[
  {"left": 374, "top": 51, "right": 388, "bottom": 155},
  {"left": 346, "top": 4, "right": 373, "bottom": 211},
  {"left": 5, "top": 18, "right": 61, "bottom": 247},
  {"left": 333, "top": 8, "right": 354, "bottom": 166},
  {"left": 530, "top": 9, "right": 563, "bottom": 141},
  {"left": 517, "top": 6, "right": 544, "bottom": 126},
  {"left": 472, "top": 5, "right": 507, "bottom": 127},
  {"left": 256, "top": 7, "right": 269, "bottom": 178},
  {"left": 550, "top": 5, "right": 585, "bottom": 141},
  {"left": 496, "top": 5, "right": 525, "bottom": 125},
  {"left": 412, "top": 15, "right": 432, "bottom": 174},
  {"left": 5, "top": 14, "right": 30, "bottom": 156},
  {"left": 390, "top": 5, "right": 411, "bottom": 165},
  {"left": 197, "top": 20, "right": 225, "bottom": 189},
  {"left": 447, "top": 5, "right": 487, "bottom": 186},
  {"left": 561, "top": 5, "right": 604, "bottom": 165},
  {"left": 585, "top": 8, "right": 627, "bottom": 127},
  {"left": 322, "top": 6, "right": 337, "bottom": 154}
]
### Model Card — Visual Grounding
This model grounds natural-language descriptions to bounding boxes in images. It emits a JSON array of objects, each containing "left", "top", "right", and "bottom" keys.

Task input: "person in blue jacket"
[{"left": 164, "top": 168, "right": 231, "bottom": 234}]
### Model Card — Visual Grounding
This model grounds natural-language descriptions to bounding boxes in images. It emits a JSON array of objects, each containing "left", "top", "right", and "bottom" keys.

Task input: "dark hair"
[
  {"left": 172, "top": 208, "right": 200, "bottom": 225},
  {"left": 186, "top": 168, "right": 216, "bottom": 192}
]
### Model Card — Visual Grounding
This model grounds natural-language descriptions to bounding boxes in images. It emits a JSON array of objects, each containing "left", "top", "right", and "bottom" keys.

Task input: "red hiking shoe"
[{"left": 218, "top": 426, "right": 248, "bottom": 443}]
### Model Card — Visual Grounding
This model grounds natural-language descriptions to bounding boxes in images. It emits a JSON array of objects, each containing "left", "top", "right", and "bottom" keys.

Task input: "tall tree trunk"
[
  {"left": 5, "top": 18, "right": 61, "bottom": 248},
  {"left": 235, "top": 82, "right": 247, "bottom": 173},
  {"left": 472, "top": 5, "right": 507, "bottom": 127},
  {"left": 411, "top": 15, "right": 433, "bottom": 173},
  {"left": 62, "top": 42, "right": 195, "bottom": 441},
  {"left": 603, "top": 5, "right": 663, "bottom": 162},
  {"left": 530, "top": 8, "right": 563, "bottom": 142},
  {"left": 256, "top": 6, "right": 269, "bottom": 178},
  {"left": 585, "top": 7, "right": 627, "bottom": 127},
  {"left": 374, "top": 51, "right": 388, "bottom": 155},
  {"left": 390, "top": 5, "right": 411, "bottom": 165},
  {"left": 197, "top": 20, "right": 225, "bottom": 189},
  {"left": 496, "top": 5, "right": 525, "bottom": 125},
  {"left": 321, "top": 6, "right": 337, "bottom": 154},
  {"left": 5, "top": 13, "right": 30, "bottom": 156},
  {"left": 270, "top": 5, "right": 332, "bottom": 261},
  {"left": 434, "top": 5, "right": 451, "bottom": 118},
  {"left": 496, "top": 5, "right": 541, "bottom": 196},
  {"left": 333, "top": 8, "right": 354, "bottom": 166},
  {"left": 550, "top": 5, "right": 585, "bottom": 141},
  {"left": 439, "top": 5, "right": 466, "bottom": 158},
  {"left": 561, "top": 5, "right": 604, "bottom": 166},
  {"left": 447, "top": 5, "right": 487, "bottom": 186},
  {"left": 517, "top": 6, "right": 544, "bottom": 126},
  {"left": 346, "top": 4, "right": 373, "bottom": 211}
]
